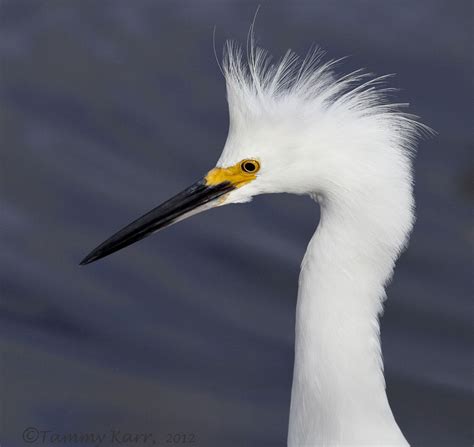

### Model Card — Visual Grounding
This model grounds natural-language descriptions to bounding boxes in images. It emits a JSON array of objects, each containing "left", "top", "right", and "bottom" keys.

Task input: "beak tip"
[{"left": 79, "top": 252, "right": 99, "bottom": 266}]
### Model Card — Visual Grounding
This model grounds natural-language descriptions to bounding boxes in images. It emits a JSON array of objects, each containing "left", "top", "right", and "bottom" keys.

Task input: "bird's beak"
[{"left": 80, "top": 176, "right": 235, "bottom": 265}]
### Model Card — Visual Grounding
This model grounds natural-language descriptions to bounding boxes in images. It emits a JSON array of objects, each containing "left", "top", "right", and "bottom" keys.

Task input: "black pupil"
[{"left": 243, "top": 162, "right": 255, "bottom": 172}]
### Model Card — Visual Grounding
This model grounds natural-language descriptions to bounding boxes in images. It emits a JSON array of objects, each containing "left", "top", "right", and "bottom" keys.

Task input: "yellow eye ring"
[{"left": 240, "top": 159, "right": 260, "bottom": 174}]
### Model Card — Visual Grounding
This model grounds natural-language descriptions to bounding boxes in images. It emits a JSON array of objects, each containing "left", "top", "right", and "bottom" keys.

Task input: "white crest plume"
[{"left": 220, "top": 32, "right": 429, "bottom": 160}]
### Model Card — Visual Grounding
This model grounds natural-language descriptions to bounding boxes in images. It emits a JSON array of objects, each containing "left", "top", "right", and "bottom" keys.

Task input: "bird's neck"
[{"left": 288, "top": 191, "right": 411, "bottom": 447}]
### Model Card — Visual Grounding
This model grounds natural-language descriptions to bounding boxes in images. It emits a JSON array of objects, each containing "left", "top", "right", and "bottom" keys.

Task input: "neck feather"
[{"left": 288, "top": 185, "right": 413, "bottom": 447}]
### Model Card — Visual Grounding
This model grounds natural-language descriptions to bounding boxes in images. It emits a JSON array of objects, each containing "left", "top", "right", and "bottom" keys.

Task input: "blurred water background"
[{"left": 1, "top": 1, "right": 472, "bottom": 446}]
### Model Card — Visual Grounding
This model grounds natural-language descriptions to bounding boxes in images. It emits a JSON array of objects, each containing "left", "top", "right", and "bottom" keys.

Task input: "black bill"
[{"left": 80, "top": 179, "right": 234, "bottom": 265}]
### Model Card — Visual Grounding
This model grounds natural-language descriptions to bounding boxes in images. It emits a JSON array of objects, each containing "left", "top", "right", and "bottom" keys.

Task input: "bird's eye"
[{"left": 241, "top": 159, "right": 260, "bottom": 174}]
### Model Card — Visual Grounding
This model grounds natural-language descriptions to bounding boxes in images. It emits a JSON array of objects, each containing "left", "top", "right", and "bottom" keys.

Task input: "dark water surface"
[{"left": 1, "top": 1, "right": 472, "bottom": 446}]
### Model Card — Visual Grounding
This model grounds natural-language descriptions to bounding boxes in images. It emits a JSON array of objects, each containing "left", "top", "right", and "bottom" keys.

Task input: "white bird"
[{"left": 81, "top": 32, "right": 428, "bottom": 446}]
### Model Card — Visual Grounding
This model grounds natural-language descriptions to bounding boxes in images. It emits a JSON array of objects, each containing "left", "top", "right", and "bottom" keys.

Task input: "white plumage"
[{"left": 217, "top": 36, "right": 427, "bottom": 446}]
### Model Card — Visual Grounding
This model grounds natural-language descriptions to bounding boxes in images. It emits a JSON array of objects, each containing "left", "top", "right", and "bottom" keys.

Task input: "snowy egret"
[{"left": 81, "top": 36, "right": 427, "bottom": 446}]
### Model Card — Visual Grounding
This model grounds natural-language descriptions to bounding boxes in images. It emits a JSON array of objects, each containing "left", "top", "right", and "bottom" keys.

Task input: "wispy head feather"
[{"left": 221, "top": 37, "right": 430, "bottom": 147}]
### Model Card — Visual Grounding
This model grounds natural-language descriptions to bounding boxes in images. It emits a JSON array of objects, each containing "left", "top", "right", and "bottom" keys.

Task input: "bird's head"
[{"left": 80, "top": 41, "right": 425, "bottom": 266}]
